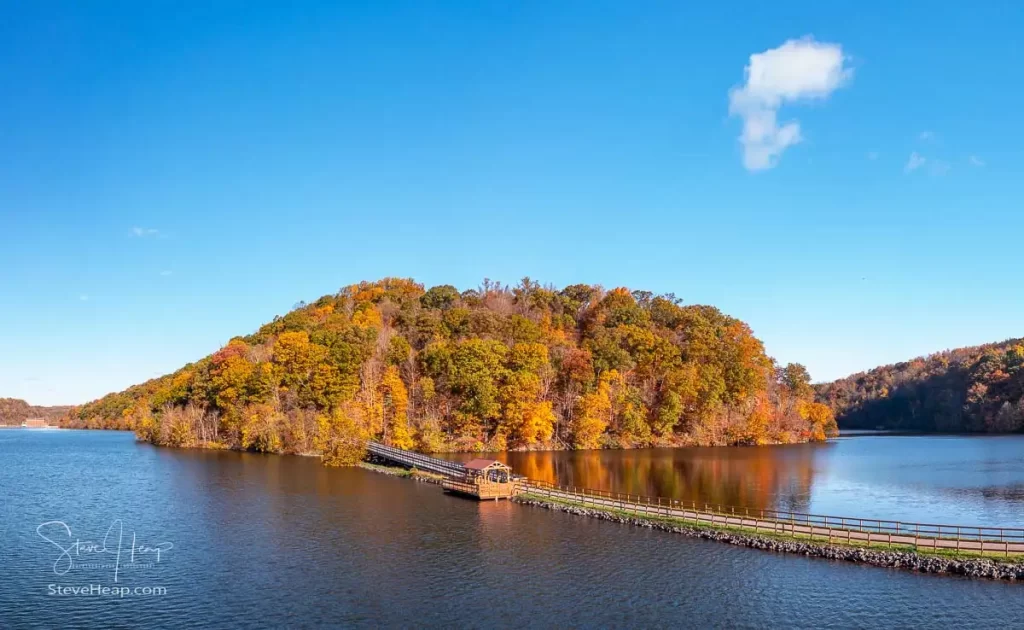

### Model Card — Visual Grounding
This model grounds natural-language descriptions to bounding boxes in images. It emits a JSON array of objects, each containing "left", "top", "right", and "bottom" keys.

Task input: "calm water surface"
[
  {"left": 455, "top": 433, "right": 1024, "bottom": 527},
  {"left": 2, "top": 430, "right": 1023, "bottom": 629}
]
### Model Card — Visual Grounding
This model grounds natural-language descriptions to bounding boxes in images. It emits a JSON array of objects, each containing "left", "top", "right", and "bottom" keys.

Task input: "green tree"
[{"left": 782, "top": 363, "right": 814, "bottom": 400}]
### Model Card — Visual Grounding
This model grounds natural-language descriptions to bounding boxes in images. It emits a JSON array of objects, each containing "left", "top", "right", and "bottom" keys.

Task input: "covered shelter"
[{"left": 442, "top": 458, "right": 520, "bottom": 500}]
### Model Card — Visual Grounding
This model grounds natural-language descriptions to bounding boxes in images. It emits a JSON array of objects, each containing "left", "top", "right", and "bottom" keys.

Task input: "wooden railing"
[
  {"left": 523, "top": 480, "right": 1024, "bottom": 557},
  {"left": 366, "top": 441, "right": 466, "bottom": 478}
]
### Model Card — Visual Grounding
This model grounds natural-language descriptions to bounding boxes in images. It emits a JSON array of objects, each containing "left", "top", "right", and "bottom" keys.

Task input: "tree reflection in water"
[{"left": 452, "top": 443, "right": 832, "bottom": 514}]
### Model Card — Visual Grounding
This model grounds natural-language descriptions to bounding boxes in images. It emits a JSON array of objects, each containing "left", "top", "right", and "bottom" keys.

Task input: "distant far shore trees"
[
  {"left": 817, "top": 340, "right": 1024, "bottom": 433},
  {"left": 0, "top": 398, "right": 71, "bottom": 425},
  {"left": 64, "top": 278, "right": 837, "bottom": 464}
]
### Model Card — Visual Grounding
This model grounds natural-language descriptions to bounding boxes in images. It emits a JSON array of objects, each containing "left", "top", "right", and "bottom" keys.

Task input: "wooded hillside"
[
  {"left": 0, "top": 398, "right": 72, "bottom": 425},
  {"left": 66, "top": 278, "right": 836, "bottom": 462},
  {"left": 816, "top": 339, "right": 1024, "bottom": 432}
]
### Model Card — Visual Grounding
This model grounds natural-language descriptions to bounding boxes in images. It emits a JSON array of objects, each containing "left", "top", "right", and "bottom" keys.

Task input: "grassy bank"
[{"left": 359, "top": 461, "right": 446, "bottom": 484}]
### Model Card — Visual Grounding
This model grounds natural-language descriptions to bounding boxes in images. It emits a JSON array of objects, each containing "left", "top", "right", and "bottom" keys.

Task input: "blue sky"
[{"left": 2, "top": 1, "right": 1021, "bottom": 405}]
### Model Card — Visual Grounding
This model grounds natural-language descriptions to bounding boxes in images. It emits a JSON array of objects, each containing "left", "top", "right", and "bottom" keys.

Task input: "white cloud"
[
  {"left": 867, "top": 151, "right": 879, "bottom": 160},
  {"left": 131, "top": 227, "right": 159, "bottom": 237},
  {"left": 919, "top": 131, "right": 936, "bottom": 141},
  {"left": 969, "top": 155, "right": 985, "bottom": 167},
  {"left": 904, "top": 152, "right": 926, "bottom": 172},
  {"left": 728, "top": 37, "right": 853, "bottom": 171},
  {"left": 160, "top": 270, "right": 173, "bottom": 277},
  {"left": 79, "top": 294, "right": 90, "bottom": 302}
]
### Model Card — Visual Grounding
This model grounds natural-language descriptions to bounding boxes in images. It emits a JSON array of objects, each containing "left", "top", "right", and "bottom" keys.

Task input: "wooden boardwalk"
[
  {"left": 366, "top": 442, "right": 1024, "bottom": 556},
  {"left": 524, "top": 481, "right": 1024, "bottom": 556},
  {"left": 366, "top": 441, "right": 467, "bottom": 477}
]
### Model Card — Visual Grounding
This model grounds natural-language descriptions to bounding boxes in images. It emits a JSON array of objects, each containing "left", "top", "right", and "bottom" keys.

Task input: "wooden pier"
[
  {"left": 365, "top": 441, "right": 1024, "bottom": 555},
  {"left": 366, "top": 442, "right": 521, "bottom": 500}
]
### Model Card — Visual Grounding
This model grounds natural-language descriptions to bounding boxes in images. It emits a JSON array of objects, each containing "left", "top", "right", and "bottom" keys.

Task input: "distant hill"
[
  {"left": 816, "top": 339, "right": 1024, "bottom": 432},
  {"left": 0, "top": 398, "right": 72, "bottom": 426},
  {"left": 66, "top": 278, "right": 836, "bottom": 460}
]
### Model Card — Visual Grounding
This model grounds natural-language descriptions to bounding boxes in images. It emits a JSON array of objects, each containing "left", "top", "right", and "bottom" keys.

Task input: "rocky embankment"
[{"left": 515, "top": 496, "right": 1024, "bottom": 581}]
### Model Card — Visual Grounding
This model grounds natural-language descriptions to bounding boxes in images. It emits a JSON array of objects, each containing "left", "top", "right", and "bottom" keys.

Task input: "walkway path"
[{"left": 366, "top": 441, "right": 1024, "bottom": 556}]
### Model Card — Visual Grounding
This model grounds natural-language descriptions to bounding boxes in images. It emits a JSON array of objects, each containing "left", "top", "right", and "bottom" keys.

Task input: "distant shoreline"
[{"left": 0, "top": 425, "right": 61, "bottom": 429}]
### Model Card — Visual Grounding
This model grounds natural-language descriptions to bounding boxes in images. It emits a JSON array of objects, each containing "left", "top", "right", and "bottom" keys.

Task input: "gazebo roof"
[{"left": 464, "top": 458, "right": 510, "bottom": 472}]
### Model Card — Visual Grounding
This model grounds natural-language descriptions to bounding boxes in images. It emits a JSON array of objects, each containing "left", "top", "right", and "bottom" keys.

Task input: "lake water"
[
  {"left": 453, "top": 432, "right": 1024, "bottom": 528},
  {"left": 2, "top": 430, "right": 1024, "bottom": 629}
]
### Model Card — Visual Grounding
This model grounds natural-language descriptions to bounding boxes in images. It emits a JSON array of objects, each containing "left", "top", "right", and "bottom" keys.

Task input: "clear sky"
[{"left": 2, "top": 1, "right": 1021, "bottom": 405}]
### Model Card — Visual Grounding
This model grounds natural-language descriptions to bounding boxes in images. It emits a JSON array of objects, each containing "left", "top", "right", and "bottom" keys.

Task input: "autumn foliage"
[
  {"left": 65, "top": 278, "right": 837, "bottom": 461},
  {"left": 818, "top": 339, "right": 1024, "bottom": 432},
  {"left": 0, "top": 398, "right": 71, "bottom": 425}
]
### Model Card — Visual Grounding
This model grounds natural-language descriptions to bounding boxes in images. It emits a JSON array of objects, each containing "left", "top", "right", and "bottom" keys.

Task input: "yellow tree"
[
  {"left": 316, "top": 402, "right": 369, "bottom": 466},
  {"left": 239, "top": 403, "right": 283, "bottom": 452},
  {"left": 571, "top": 372, "right": 613, "bottom": 449},
  {"left": 798, "top": 400, "right": 838, "bottom": 441},
  {"left": 380, "top": 365, "right": 414, "bottom": 449},
  {"left": 499, "top": 371, "right": 556, "bottom": 448},
  {"left": 211, "top": 339, "right": 255, "bottom": 410},
  {"left": 273, "top": 331, "right": 328, "bottom": 391},
  {"left": 742, "top": 397, "right": 773, "bottom": 445},
  {"left": 209, "top": 339, "right": 257, "bottom": 446}
]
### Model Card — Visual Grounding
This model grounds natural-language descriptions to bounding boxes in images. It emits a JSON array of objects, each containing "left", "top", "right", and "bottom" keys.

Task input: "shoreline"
[{"left": 56, "top": 425, "right": 839, "bottom": 453}]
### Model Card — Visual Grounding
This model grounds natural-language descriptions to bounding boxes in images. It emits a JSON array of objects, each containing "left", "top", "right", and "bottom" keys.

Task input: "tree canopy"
[
  {"left": 817, "top": 339, "right": 1024, "bottom": 433},
  {"left": 0, "top": 398, "right": 71, "bottom": 425},
  {"left": 65, "top": 278, "right": 837, "bottom": 463}
]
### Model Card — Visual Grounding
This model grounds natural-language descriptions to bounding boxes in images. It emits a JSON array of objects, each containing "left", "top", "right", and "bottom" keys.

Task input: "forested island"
[
  {"left": 63, "top": 278, "right": 836, "bottom": 463},
  {"left": 816, "top": 339, "right": 1024, "bottom": 432}
]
